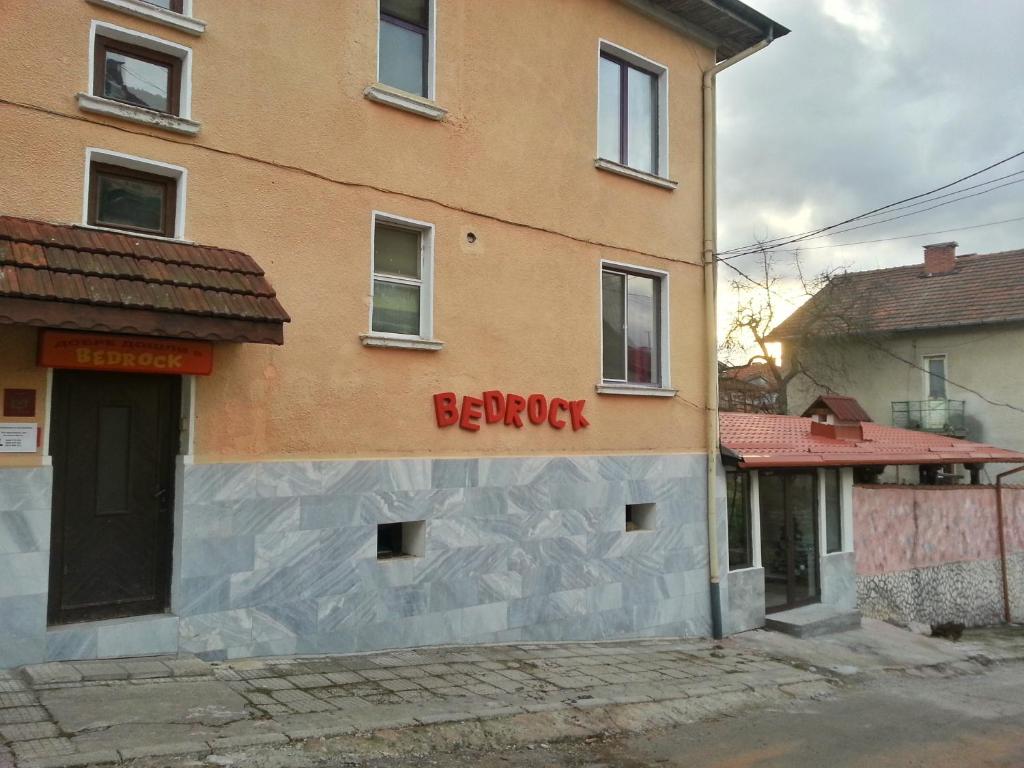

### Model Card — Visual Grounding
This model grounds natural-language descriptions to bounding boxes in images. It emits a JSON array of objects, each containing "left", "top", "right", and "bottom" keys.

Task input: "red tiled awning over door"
[{"left": 0, "top": 216, "right": 290, "bottom": 344}]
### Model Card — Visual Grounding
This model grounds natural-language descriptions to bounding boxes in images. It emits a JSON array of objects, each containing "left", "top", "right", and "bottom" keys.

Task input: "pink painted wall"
[{"left": 854, "top": 485, "right": 1024, "bottom": 576}]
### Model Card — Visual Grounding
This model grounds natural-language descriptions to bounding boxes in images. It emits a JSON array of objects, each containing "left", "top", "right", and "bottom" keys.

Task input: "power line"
[
  {"left": 760, "top": 214, "right": 1024, "bottom": 253},
  {"left": 715, "top": 149, "right": 1024, "bottom": 258},
  {"left": 719, "top": 175, "right": 1024, "bottom": 261}
]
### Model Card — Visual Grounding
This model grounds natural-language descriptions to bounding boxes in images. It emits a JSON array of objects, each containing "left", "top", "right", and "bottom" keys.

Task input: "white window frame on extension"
[
  {"left": 85, "top": 0, "right": 207, "bottom": 36},
  {"left": 364, "top": 0, "right": 446, "bottom": 121},
  {"left": 595, "top": 39, "right": 675, "bottom": 190},
  {"left": 82, "top": 147, "right": 188, "bottom": 241},
  {"left": 596, "top": 260, "right": 675, "bottom": 396},
  {"left": 361, "top": 211, "right": 443, "bottom": 351},
  {"left": 78, "top": 20, "right": 199, "bottom": 135}
]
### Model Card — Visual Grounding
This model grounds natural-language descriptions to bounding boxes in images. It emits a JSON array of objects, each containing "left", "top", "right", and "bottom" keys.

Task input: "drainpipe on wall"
[
  {"left": 703, "top": 32, "right": 775, "bottom": 640},
  {"left": 994, "top": 464, "right": 1024, "bottom": 623}
]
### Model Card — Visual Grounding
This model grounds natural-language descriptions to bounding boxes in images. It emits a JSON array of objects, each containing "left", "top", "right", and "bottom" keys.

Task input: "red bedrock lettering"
[
  {"left": 459, "top": 396, "right": 484, "bottom": 432},
  {"left": 433, "top": 392, "right": 459, "bottom": 427},
  {"left": 526, "top": 394, "right": 547, "bottom": 425},
  {"left": 505, "top": 393, "right": 526, "bottom": 428},
  {"left": 482, "top": 390, "right": 506, "bottom": 423},
  {"left": 548, "top": 397, "right": 569, "bottom": 429},
  {"left": 569, "top": 400, "right": 590, "bottom": 431}
]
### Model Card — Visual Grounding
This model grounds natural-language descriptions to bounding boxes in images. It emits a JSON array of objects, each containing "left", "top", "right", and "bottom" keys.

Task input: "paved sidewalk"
[{"left": 0, "top": 638, "right": 832, "bottom": 768}]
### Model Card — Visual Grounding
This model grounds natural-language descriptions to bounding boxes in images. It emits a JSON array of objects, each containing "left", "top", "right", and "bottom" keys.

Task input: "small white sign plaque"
[{"left": 0, "top": 423, "right": 37, "bottom": 453}]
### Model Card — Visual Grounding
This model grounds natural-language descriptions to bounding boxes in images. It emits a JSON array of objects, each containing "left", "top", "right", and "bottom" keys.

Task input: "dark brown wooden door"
[{"left": 49, "top": 370, "right": 180, "bottom": 625}]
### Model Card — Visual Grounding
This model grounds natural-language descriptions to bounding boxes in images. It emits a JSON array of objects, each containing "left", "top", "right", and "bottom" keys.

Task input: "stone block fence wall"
[{"left": 854, "top": 484, "right": 1024, "bottom": 626}]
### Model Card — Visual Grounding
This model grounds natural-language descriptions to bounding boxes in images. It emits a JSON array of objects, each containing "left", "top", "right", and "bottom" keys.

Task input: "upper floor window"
[
  {"left": 597, "top": 42, "right": 669, "bottom": 180},
  {"left": 379, "top": 0, "right": 431, "bottom": 97},
  {"left": 94, "top": 35, "right": 181, "bottom": 115},
  {"left": 601, "top": 264, "right": 667, "bottom": 387},
  {"left": 85, "top": 149, "right": 186, "bottom": 239},
  {"left": 144, "top": 0, "right": 184, "bottom": 10},
  {"left": 370, "top": 213, "right": 435, "bottom": 339},
  {"left": 925, "top": 355, "right": 947, "bottom": 399},
  {"left": 80, "top": 22, "right": 197, "bottom": 134}
]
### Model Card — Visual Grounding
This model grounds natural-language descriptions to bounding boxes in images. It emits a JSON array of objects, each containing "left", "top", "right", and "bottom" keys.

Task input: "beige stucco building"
[
  {"left": 0, "top": 0, "right": 784, "bottom": 667},
  {"left": 774, "top": 243, "right": 1024, "bottom": 484}
]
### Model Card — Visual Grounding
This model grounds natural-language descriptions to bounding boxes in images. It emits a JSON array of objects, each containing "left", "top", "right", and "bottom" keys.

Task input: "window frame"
[
  {"left": 598, "top": 260, "right": 671, "bottom": 390},
  {"left": 93, "top": 34, "right": 182, "bottom": 116},
  {"left": 822, "top": 467, "right": 842, "bottom": 555},
  {"left": 377, "top": 0, "right": 436, "bottom": 100},
  {"left": 85, "top": 0, "right": 205, "bottom": 36},
  {"left": 87, "top": 21, "right": 193, "bottom": 119},
  {"left": 596, "top": 40, "right": 669, "bottom": 180},
  {"left": 726, "top": 469, "right": 755, "bottom": 571},
  {"left": 368, "top": 211, "right": 435, "bottom": 342},
  {"left": 923, "top": 354, "right": 947, "bottom": 400},
  {"left": 83, "top": 148, "right": 188, "bottom": 240}
]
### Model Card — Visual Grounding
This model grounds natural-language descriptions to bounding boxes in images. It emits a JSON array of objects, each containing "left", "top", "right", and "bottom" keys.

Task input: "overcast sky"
[{"left": 715, "top": 0, "right": 1024, "bottom": 353}]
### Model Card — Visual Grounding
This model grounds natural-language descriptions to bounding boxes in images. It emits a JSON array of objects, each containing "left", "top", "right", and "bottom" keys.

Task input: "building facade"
[
  {"left": 0, "top": 0, "right": 783, "bottom": 668},
  {"left": 772, "top": 243, "right": 1024, "bottom": 483}
]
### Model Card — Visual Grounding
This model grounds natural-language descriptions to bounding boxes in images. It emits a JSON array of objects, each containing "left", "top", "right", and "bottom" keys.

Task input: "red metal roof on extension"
[
  {"left": 720, "top": 412, "right": 1024, "bottom": 469},
  {"left": 0, "top": 215, "right": 289, "bottom": 344}
]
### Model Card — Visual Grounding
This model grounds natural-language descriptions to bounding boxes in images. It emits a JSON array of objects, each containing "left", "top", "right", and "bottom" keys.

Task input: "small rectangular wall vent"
[
  {"left": 625, "top": 503, "right": 656, "bottom": 532},
  {"left": 377, "top": 520, "right": 426, "bottom": 560}
]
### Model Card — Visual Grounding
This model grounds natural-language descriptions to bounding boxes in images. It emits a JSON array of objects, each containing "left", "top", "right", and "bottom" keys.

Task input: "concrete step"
[{"left": 765, "top": 604, "right": 862, "bottom": 638}]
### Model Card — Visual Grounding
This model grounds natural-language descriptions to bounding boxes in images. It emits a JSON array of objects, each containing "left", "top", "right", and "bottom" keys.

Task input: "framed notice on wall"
[{"left": 0, "top": 423, "right": 37, "bottom": 452}]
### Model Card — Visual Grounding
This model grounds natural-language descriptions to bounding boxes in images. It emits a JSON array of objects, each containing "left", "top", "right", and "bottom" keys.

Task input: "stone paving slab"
[{"left": 0, "top": 639, "right": 841, "bottom": 767}]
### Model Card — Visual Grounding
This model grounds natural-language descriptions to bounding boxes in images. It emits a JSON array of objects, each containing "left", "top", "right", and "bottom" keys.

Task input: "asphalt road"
[{"left": 351, "top": 665, "right": 1024, "bottom": 768}]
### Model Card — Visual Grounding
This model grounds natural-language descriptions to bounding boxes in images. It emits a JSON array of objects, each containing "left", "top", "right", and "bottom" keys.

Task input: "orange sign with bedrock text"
[{"left": 38, "top": 331, "right": 213, "bottom": 376}]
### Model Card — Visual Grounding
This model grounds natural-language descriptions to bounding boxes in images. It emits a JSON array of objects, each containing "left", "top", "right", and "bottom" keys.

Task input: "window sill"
[
  {"left": 361, "top": 333, "right": 445, "bottom": 351},
  {"left": 78, "top": 223, "right": 191, "bottom": 244},
  {"left": 363, "top": 84, "right": 447, "bottom": 121},
  {"left": 595, "top": 383, "right": 678, "bottom": 397},
  {"left": 594, "top": 158, "right": 678, "bottom": 190},
  {"left": 85, "top": 0, "right": 207, "bottom": 35},
  {"left": 77, "top": 93, "right": 200, "bottom": 136}
]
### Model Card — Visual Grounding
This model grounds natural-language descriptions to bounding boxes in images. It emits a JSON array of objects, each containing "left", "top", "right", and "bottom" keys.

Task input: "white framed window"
[
  {"left": 78, "top": 21, "right": 198, "bottom": 135},
  {"left": 84, "top": 0, "right": 206, "bottom": 36},
  {"left": 595, "top": 40, "right": 673, "bottom": 188},
  {"left": 923, "top": 354, "right": 947, "bottom": 399},
  {"left": 364, "top": 0, "right": 446, "bottom": 120},
  {"left": 82, "top": 148, "right": 188, "bottom": 240},
  {"left": 362, "top": 212, "right": 440, "bottom": 350},
  {"left": 597, "top": 260, "right": 673, "bottom": 395}
]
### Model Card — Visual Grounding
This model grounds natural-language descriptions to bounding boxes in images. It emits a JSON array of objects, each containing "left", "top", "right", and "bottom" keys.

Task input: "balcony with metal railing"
[{"left": 891, "top": 399, "right": 967, "bottom": 437}]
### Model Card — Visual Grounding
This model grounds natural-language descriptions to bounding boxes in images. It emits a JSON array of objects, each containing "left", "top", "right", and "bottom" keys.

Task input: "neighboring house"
[
  {"left": 718, "top": 397, "right": 1024, "bottom": 635},
  {"left": 769, "top": 242, "right": 1024, "bottom": 481},
  {"left": 719, "top": 361, "right": 780, "bottom": 413},
  {"left": 0, "top": 1, "right": 786, "bottom": 668}
]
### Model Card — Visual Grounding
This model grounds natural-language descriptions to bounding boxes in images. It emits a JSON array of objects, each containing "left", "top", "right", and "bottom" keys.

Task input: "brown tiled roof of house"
[
  {"left": 768, "top": 249, "right": 1024, "bottom": 340},
  {"left": 0, "top": 215, "right": 289, "bottom": 344}
]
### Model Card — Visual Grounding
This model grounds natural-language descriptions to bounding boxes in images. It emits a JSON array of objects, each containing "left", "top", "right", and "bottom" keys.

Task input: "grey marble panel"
[
  {"left": 179, "top": 535, "right": 255, "bottom": 578},
  {"left": 430, "top": 458, "right": 479, "bottom": 489},
  {"left": 821, "top": 551, "right": 857, "bottom": 611},
  {"left": 254, "top": 529, "right": 320, "bottom": 570},
  {"left": 0, "top": 550, "right": 49, "bottom": 599},
  {"left": 97, "top": 615, "right": 178, "bottom": 658},
  {"left": 0, "top": 509, "right": 49, "bottom": 554},
  {"left": 47, "top": 624, "right": 98, "bottom": 662},
  {"left": 184, "top": 462, "right": 321, "bottom": 503},
  {"left": 0, "top": 593, "right": 47, "bottom": 667},
  {"left": 251, "top": 600, "right": 318, "bottom": 643},
  {"left": 317, "top": 591, "right": 379, "bottom": 634},
  {"left": 174, "top": 574, "right": 231, "bottom": 616},
  {"left": 0, "top": 467, "right": 52, "bottom": 512},
  {"left": 723, "top": 567, "right": 765, "bottom": 635},
  {"left": 183, "top": 498, "right": 301, "bottom": 539},
  {"left": 179, "top": 609, "right": 253, "bottom": 653}
]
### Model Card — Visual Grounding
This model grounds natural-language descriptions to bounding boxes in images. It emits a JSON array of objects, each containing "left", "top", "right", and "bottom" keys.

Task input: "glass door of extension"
[{"left": 759, "top": 471, "right": 821, "bottom": 613}]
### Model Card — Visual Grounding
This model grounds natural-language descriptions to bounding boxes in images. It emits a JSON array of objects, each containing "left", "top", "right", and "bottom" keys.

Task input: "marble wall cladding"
[
  {"left": 0, "top": 467, "right": 52, "bottom": 668},
  {"left": 174, "top": 453, "right": 710, "bottom": 659},
  {"left": 723, "top": 567, "right": 765, "bottom": 635},
  {"left": 821, "top": 552, "right": 857, "bottom": 611}
]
